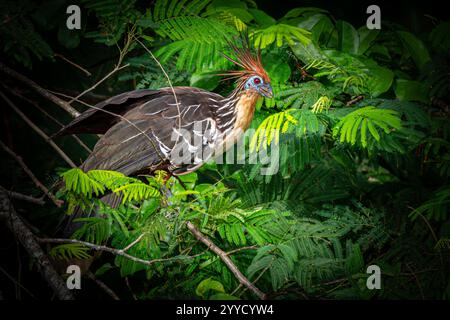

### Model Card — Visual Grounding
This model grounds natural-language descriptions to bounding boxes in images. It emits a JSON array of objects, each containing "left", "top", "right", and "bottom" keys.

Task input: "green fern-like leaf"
[
  {"left": 409, "top": 187, "right": 450, "bottom": 221},
  {"left": 113, "top": 182, "right": 160, "bottom": 203},
  {"left": 72, "top": 217, "right": 112, "bottom": 244},
  {"left": 82, "top": 0, "right": 139, "bottom": 45},
  {"left": 251, "top": 24, "right": 311, "bottom": 48},
  {"left": 61, "top": 168, "right": 105, "bottom": 197},
  {"left": 311, "top": 96, "right": 332, "bottom": 113},
  {"left": 277, "top": 82, "right": 336, "bottom": 109},
  {"left": 250, "top": 109, "right": 298, "bottom": 151},
  {"left": 49, "top": 243, "right": 91, "bottom": 261},
  {"left": 332, "top": 106, "right": 402, "bottom": 148}
]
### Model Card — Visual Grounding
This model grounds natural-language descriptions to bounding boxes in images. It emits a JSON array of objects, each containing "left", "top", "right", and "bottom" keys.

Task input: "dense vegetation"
[{"left": 0, "top": 0, "right": 449, "bottom": 300}]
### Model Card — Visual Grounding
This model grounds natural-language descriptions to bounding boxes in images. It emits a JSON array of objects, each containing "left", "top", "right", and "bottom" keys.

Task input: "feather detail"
[{"left": 220, "top": 40, "right": 270, "bottom": 90}]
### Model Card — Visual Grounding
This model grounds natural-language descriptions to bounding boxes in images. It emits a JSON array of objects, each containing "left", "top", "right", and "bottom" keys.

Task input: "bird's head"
[
  {"left": 243, "top": 75, "right": 273, "bottom": 99},
  {"left": 221, "top": 41, "right": 273, "bottom": 99}
]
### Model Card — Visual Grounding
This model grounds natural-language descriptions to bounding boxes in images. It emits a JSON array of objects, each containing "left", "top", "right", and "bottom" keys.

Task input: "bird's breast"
[{"left": 216, "top": 91, "right": 259, "bottom": 153}]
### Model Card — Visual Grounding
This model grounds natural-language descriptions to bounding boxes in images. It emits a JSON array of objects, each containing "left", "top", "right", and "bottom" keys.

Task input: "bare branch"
[
  {"left": 0, "top": 61, "right": 80, "bottom": 118},
  {"left": 68, "top": 64, "right": 129, "bottom": 104},
  {"left": 134, "top": 36, "right": 182, "bottom": 144},
  {"left": 0, "top": 140, "right": 63, "bottom": 207},
  {"left": 86, "top": 271, "right": 120, "bottom": 300},
  {"left": 0, "top": 185, "right": 45, "bottom": 205},
  {"left": 0, "top": 191, "right": 74, "bottom": 300},
  {"left": 0, "top": 91, "right": 77, "bottom": 168},
  {"left": 226, "top": 245, "right": 258, "bottom": 256},
  {"left": 5, "top": 86, "right": 92, "bottom": 153},
  {"left": 120, "top": 233, "right": 147, "bottom": 253},
  {"left": 0, "top": 264, "right": 38, "bottom": 299},
  {"left": 68, "top": 29, "right": 134, "bottom": 104},
  {"left": 346, "top": 95, "right": 364, "bottom": 106},
  {"left": 54, "top": 53, "right": 92, "bottom": 76},
  {"left": 186, "top": 221, "right": 266, "bottom": 300},
  {"left": 36, "top": 237, "right": 206, "bottom": 267}
]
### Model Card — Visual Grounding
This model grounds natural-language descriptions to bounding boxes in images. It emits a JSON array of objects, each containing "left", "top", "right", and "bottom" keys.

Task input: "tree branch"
[
  {"left": 346, "top": 95, "right": 364, "bottom": 106},
  {"left": 0, "top": 191, "right": 74, "bottom": 300},
  {"left": 120, "top": 233, "right": 147, "bottom": 252},
  {"left": 226, "top": 245, "right": 258, "bottom": 256},
  {"left": 36, "top": 237, "right": 206, "bottom": 267},
  {"left": 5, "top": 86, "right": 92, "bottom": 153},
  {"left": 0, "top": 62, "right": 80, "bottom": 118},
  {"left": 186, "top": 221, "right": 267, "bottom": 300},
  {"left": 67, "top": 30, "right": 134, "bottom": 104},
  {"left": 0, "top": 140, "right": 63, "bottom": 207},
  {"left": 86, "top": 271, "right": 119, "bottom": 300},
  {"left": 68, "top": 64, "right": 129, "bottom": 104},
  {"left": 54, "top": 53, "right": 92, "bottom": 77},
  {"left": 0, "top": 185, "right": 45, "bottom": 205},
  {"left": 0, "top": 264, "right": 37, "bottom": 300},
  {"left": 1, "top": 91, "right": 77, "bottom": 168}
]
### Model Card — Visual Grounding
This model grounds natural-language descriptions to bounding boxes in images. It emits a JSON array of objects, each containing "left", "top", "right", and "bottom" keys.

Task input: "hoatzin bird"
[{"left": 56, "top": 43, "right": 272, "bottom": 236}]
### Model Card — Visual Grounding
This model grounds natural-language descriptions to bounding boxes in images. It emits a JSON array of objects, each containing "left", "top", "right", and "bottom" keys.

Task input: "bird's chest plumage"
[
  {"left": 214, "top": 91, "right": 259, "bottom": 153},
  {"left": 167, "top": 91, "right": 259, "bottom": 172}
]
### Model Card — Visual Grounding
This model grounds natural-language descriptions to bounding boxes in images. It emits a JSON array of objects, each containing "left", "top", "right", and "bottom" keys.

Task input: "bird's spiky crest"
[{"left": 220, "top": 36, "right": 270, "bottom": 90}]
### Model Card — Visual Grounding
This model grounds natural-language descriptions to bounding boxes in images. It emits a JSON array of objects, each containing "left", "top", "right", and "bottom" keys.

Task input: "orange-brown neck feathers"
[{"left": 234, "top": 90, "right": 260, "bottom": 132}]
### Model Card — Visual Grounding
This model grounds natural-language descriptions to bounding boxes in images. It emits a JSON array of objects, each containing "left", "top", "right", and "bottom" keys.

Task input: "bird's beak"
[{"left": 259, "top": 83, "right": 273, "bottom": 98}]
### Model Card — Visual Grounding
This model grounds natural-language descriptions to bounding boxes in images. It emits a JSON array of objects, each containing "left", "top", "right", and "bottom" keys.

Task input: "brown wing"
[
  {"left": 55, "top": 89, "right": 164, "bottom": 135},
  {"left": 80, "top": 87, "right": 224, "bottom": 176}
]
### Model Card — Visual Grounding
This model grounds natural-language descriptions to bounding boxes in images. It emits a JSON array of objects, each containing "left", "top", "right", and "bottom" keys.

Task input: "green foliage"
[
  {"left": 82, "top": 0, "right": 140, "bottom": 45},
  {"left": 332, "top": 106, "right": 402, "bottom": 148},
  {"left": 4, "top": 0, "right": 449, "bottom": 301},
  {"left": 60, "top": 168, "right": 160, "bottom": 203},
  {"left": 0, "top": 0, "right": 54, "bottom": 68},
  {"left": 249, "top": 109, "right": 297, "bottom": 151},
  {"left": 396, "top": 31, "right": 431, "bottom": 71},
  {"left": 276, "top": 82, "right": 337, "bottom": 109},
  {"left": 196, "top": 278, "right": 238, "bottom": 299},
  {"left": 152, "top": 0, "right": 238, "bottom": 71},
  {"left": 410, "top": 187, "right": 450, "bottom": 221},
  {"left": 246, "top": 204, "right": 388, "bottom": 291},
  {"left": 49, "top": 243, "right": 92, "bottom": 261},
  {"left": 251, "top": 24, "right": 311, "bottom": 48}
]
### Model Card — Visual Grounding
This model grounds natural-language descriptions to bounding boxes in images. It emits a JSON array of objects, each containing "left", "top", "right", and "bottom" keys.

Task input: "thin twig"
[
  {"left": 0, "top": 62, "right": 80, "bottom": 117},
  {"left": 406, "top": 263, "right": 425, "bottom": 300},
  {"left": 50, "top": 89, "right": 109, "bottom": 102},
  {"left": 4, "top": 85, "right": 65, "bottom": 126},
  {"left": 232, "top": 262, "right": 271, "bottom": 297},
  {"left": 0, "top": 91, "right": 76, "bottom": 167},
  {"left": 134, "top": 36, "right": 182, "bottom": 144},
  {"left": 0, "top": 265, "right": 38, "bottom": 300},
  {"left": 36, "top": 237, "right": 205, "bottom": 267},
  {"left": 346, "top": 95, "right": 364, "bottom": 106},
  {"left": 86, "top": 271, "right": 120, "bottom": 300},
  {"left": 186, "top": 221, "right": 266, "bottom": 300},
  {"left": 125, "top": 277, "right": 137, "bottom": 300},
  {"left": 54, "top": 53, "right": 91, "bottom": 76},
  {"left": 412, "top": 209, "right": 445, "bottom": 278},
  {"left": 225, "top": 245, "right": 258, "bottom": 255},
  {"left": 6, "top": 86, "right": 92, "bottom": 153},
  {"left": 0, "top": 191, "right": 74, "bottom": 300},
  {"left": 120, "top": 233, "right": 147, "bottom": 253},
  {"left": 68, "top": 29, "right": 134, "bottom": 104},
  {"left": 68, "top": 64, "right": 129, "bottom": 104},
  {"left": 0, "top": 186, "right": 45, "bottom": 205},
  {"left": 0, "top": 140, "right": 63, "bottom": 207}
]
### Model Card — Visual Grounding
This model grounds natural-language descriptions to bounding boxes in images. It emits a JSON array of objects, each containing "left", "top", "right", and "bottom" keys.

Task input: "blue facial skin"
[{"left": 244, "top": 76, "right": 273, "bottom": 98}]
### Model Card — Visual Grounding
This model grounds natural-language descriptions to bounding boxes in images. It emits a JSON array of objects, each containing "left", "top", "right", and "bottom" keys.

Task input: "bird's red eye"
[{"left": 253, "top": 77, "right": 261, "bottom": 85}]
